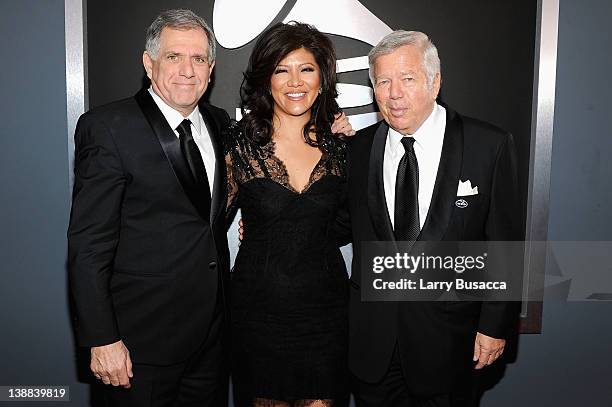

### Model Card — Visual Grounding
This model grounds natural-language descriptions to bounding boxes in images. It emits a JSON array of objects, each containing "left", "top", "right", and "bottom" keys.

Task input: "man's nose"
[
  {"left": 179, "top": 58, "right": 195, "bottom": 77},
  {"left": 389, "top": 80, "right": 403, "bottom": 99}
]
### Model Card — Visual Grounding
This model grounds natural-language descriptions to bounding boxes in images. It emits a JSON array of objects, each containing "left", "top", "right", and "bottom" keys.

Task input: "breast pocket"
[{"left": 453, "top": 194, "right": 487, "bottom": 235}]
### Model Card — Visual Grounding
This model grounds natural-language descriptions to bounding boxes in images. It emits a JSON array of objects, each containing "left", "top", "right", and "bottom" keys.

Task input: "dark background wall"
[
  {"left": 0, "top": 0, "right": 610, "bottom": 405},
  {"left": 85, "top": 0, "right": 537, "bottom": 234}
]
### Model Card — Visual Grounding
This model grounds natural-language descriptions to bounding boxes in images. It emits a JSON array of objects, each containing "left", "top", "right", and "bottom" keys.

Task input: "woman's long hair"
[{"left": 240, "top": 21, "right": 339, "bottom": 146}]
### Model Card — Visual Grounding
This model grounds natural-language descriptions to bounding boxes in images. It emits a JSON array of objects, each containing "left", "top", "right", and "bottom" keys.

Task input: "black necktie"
[
  {"left": 176, "top": 119, "right": 211, "bottom": 217},
  {"left": 394, "top": 137, "right": 420, "bottom": 241}
]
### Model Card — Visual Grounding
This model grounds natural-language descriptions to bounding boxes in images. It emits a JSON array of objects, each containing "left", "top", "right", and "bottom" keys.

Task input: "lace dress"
[{"left": 225, "top": 122, "right": 349, "bottom": 406}]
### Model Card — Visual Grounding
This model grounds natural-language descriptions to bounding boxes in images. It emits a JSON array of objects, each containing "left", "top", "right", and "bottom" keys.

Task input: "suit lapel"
[
  {"left": 367, "top": 121, "right": 396, "bottom": 242},
  {"left": 418, "top": 107, "right": 464, "bottom": 241},
  {"left": 199, "top": 103, "right": 226, "bottom": 227},
  {"left": 134, "top": 89, "right": 211, "bottom": 222}
]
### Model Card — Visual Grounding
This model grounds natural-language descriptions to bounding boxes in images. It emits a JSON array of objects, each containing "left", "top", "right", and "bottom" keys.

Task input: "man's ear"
[
  {"left": 432, "top": 72, "right": 441, "bottom": 100},
  {"left": 208, "top": 60, "right": 215, "bottom": 82},
  {"left": 143, "top": 52, "right": 153, "bottom": 79}
]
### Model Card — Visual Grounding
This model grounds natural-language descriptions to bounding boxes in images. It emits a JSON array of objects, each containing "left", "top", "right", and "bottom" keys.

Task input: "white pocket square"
[{"left": 457, "top": 179, "right": 478, "bottom": 196}]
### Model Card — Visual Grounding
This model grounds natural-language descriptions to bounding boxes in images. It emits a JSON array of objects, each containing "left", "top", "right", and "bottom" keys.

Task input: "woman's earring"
[{"left": 318, "top": 88, "right": 322, "bottom": 95}]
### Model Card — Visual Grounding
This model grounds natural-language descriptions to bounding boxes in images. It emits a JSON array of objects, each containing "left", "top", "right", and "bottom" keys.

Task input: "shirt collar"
[
  {"left": 388, "top": 102, "right": 444, "bottom": 153},
  {"left": 148, "top": 88, "right": 202, "bottom": 135}
]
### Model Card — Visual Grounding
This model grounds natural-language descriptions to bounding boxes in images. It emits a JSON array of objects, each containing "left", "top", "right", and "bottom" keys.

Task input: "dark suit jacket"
[
  {"left": 345, "top": 106, "right": 520, "bottom": 396},
  {"left": 68, "top": 89, "right": 230, "bottom": 365}
]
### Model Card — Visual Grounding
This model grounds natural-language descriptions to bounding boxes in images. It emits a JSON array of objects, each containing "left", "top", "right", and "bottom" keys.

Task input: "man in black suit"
[
  {"left": 346, "top": 31, "right": 520, "bottom": 406},
  {"left": 68, "top": 10, "right": 230, "bottom": 406}
]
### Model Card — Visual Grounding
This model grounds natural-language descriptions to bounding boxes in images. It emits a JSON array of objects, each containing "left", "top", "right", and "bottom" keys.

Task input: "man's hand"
[
  {"left": 91, "top": 340, "right": 133, "bottom": 388},
  {"left": 473, "top": 332, "right": 505, "bottom": 369},
  {"left": 331, "top": 112, "right": 356, "bottom": 137}
]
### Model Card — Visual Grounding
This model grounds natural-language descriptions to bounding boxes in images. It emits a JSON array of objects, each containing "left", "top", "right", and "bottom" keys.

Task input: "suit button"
[{"left": 209, "top": 261, "right": 217, "bottom": 270}]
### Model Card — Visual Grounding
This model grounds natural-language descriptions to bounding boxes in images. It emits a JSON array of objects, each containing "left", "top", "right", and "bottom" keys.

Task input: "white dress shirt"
[
  {"left": 148, "top": 88, "right": 215, "bottom": 197},
  {"left": 383, "top": 103, "right": 446, "bottom": 230}
]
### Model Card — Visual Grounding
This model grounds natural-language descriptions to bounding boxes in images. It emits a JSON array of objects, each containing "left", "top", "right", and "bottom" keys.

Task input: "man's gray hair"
[
  {"left": 145, "top": 9, "right": 216, "bottom": 62},
  {"left": 368, "top": 30, "right": 440, "bottom": 89}
]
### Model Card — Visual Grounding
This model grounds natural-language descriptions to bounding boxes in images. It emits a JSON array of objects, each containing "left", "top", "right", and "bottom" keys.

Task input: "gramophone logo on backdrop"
[{"left": 213, "top": 0, "right": 393, "bottom": 130}]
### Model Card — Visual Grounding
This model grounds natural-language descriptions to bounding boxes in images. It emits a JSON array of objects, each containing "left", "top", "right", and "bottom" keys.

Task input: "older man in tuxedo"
[
  {"left": 346, "top": 30, "right": 520, "bottom": 406},
  {"left": 68, "top": 9, "right": 231, "bottom": 406}
]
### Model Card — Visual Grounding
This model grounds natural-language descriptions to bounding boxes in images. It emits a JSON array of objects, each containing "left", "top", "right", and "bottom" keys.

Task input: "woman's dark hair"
[{"left": 240, "top": 21, "right": 339, "bottom": 146}]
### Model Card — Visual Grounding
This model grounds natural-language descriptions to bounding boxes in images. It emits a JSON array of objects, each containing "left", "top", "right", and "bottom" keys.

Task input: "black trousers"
[
  {"left": 352, "top": 345, "right": 475, "bottom": 407},
  {"left": 103, "top": 309, "right": 227, "bottom": 407}
]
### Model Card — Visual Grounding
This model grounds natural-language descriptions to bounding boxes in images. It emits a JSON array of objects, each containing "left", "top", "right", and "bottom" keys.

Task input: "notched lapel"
[
  {"left": 367, "top": 122, "right": 396, "bottom": 242},
  {"left": 419, "top": 108, "right": 464, "bottom": 241},
  {"left": 134, "top": 89, "right": 211, "bottom": 222}
]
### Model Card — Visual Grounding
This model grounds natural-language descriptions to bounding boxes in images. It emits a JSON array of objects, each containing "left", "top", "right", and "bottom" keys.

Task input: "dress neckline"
[{"left": 266, "top": 138, "right": 327, "bottom": 195}]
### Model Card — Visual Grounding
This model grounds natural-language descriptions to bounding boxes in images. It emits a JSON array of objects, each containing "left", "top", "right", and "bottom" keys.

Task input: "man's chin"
[
  {"left": 388, "top": 121, "right": 413, "bottom": 135},
  {"left": 171, "top": 90, "right": 203, "bottom": 104}
]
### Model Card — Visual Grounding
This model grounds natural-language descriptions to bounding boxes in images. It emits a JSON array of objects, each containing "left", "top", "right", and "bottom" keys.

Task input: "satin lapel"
[
  {"left": 134, "top": 89, "right": 210, "bottom": 222},
  {"left": 367, "top": 121, "right": 396, "bottom": 242},
  {"left": 199, "top": 105, "right": 226, "bottom": 227},
  {"left": 418, "top": 108, "right": 464, "bottom": 241}
]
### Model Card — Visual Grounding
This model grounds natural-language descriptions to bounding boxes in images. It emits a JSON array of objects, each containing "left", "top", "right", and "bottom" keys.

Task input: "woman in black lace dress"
[{"left": 225, "top": 22, "right": 349, "bottom": 407}]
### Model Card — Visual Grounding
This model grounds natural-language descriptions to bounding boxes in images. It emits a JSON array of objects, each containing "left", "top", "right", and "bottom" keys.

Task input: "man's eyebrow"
[{"left": 162, "top": 51, "right": 207, "bottom": 58}]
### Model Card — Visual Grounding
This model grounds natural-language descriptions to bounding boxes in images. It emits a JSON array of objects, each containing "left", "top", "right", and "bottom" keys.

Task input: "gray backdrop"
[{"left": 0, "top": 0, "right": 611, "bottom": 405}]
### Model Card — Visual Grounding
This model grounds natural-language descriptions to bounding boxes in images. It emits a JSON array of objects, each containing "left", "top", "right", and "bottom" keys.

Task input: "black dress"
[{"left": 225, "top": 122, "right": 349, "bottom": 406}]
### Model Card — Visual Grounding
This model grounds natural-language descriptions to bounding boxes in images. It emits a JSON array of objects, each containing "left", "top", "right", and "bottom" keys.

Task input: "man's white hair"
[{"left": 368, "top": 30, "right": 441, "bottom": 89}]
